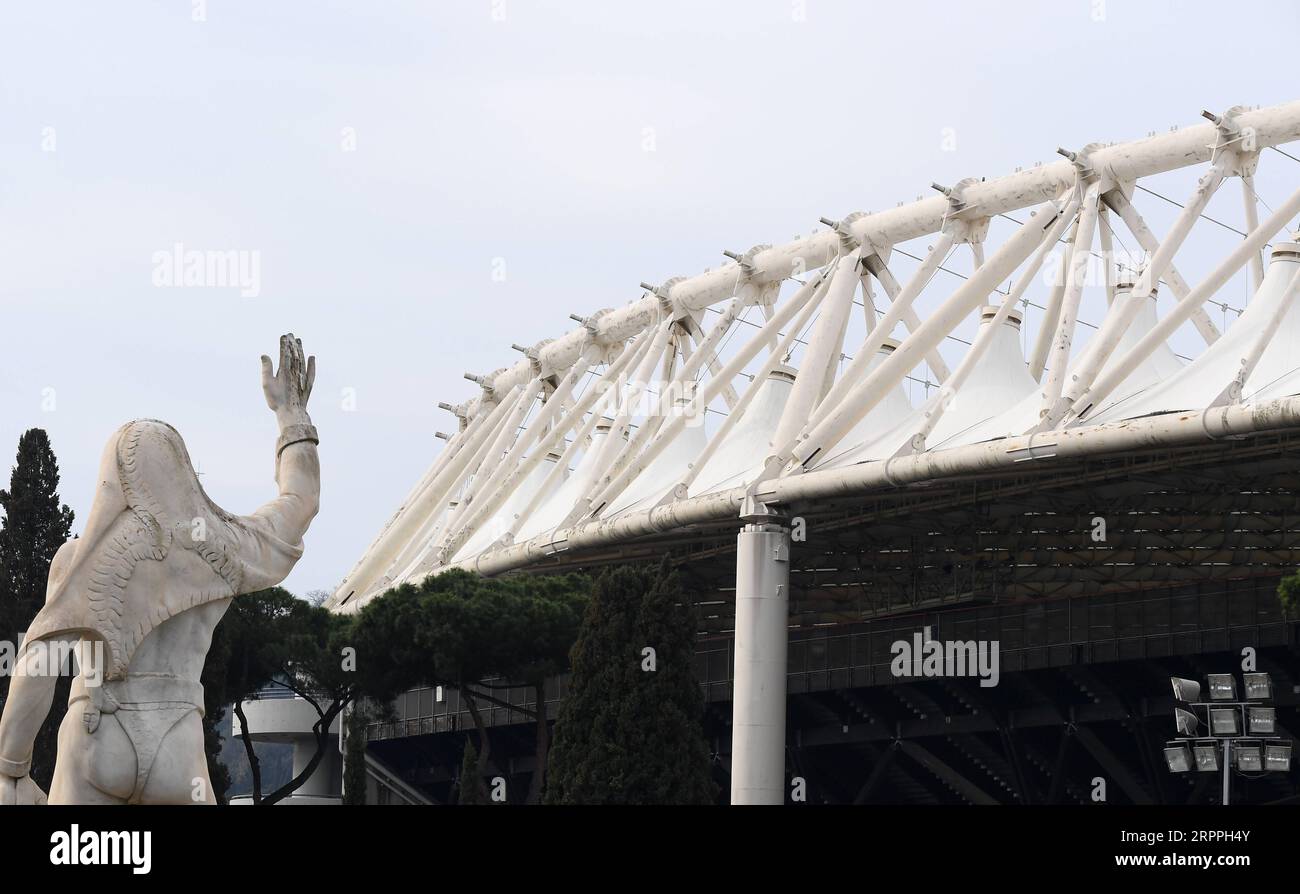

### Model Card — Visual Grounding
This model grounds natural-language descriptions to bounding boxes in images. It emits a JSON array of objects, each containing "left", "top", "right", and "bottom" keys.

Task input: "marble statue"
[{"left": 0, "top": 334, "right": 320, "bottom": 805}]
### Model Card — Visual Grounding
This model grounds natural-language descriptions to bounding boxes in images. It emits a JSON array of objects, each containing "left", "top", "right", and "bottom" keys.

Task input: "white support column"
[
  {"left": 772, "top": 250, "right": 861, "bottom": 448},
  {"left": 858, "top": 272, "right": 877, "bottom": 333},
  {"left": 1029, "top": 216, "right": 1078, "bottom": 381},
  {"left": 1039, "top": 182, "right": 1101, "bottom": 417},
  {"left": 1097, "top": 204, "right": 1117, "bottom": 307},
  {"left": 1132, "top": 159, "right": 1230, "bottom": 300},
  {"left": 682, "top": 313, "right": 740, "bottom": 408},
  {"left": 867, "top": 258, "right": 952, "bottom": 382},
  {"left": 1103, "top": 189, "right": 1222, "bottom": 343},
  {"left": 1242, "top": 174, "right": 1265, "bottom": 297},
  {"left": 731, "top": 505, "right": 790, "bottom": 806}
]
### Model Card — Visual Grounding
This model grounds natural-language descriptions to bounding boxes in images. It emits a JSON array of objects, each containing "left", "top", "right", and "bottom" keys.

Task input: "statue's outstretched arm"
[
  {"left": 250, "top": 333, "right": 321, "bottom": 547},
  {"left": 0, "top": 640, "right": 58, "bottom": 804}
]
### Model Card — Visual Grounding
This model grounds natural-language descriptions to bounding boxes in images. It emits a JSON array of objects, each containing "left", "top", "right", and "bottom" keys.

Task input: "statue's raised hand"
[
  {"left": 261, "top": 333, "right": 316, "bottom": 426},
  {"left": 0, "top": 773, "right": 47, "bottom": 806}
]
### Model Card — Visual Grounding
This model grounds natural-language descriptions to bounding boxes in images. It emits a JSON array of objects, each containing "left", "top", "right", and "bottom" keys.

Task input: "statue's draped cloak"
[{"left": 25, "top": 420, "right": 302, "bottom": 680}]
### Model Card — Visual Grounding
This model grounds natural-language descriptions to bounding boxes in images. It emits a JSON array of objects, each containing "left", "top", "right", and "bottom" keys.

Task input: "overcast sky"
[{"left": 2, "top": 0, "right": 1298, "bottom": 596}]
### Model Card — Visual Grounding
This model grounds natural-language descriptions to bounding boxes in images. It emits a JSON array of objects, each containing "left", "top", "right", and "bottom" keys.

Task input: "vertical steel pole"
[
  {"left": 731, "top": 517, "right": 791, "bottom": 805},
  {"left": 1222, "top": 738, "right": 1231, "bottom": 806}
]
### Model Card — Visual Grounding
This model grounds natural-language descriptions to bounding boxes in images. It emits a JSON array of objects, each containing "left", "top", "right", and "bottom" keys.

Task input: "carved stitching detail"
[{"left": 88, "top": 421, "right": 247, "bottom": 678}]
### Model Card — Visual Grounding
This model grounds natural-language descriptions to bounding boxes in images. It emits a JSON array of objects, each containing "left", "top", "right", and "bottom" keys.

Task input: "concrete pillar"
[{"left": 730, "top": 517, "right": 790, "bottom": 805}]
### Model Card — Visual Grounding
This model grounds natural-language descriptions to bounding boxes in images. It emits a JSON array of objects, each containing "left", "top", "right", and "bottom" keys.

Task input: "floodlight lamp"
[
  {"left": 1236, "top": 745, "right": 1263, "bottom": 771},
  {"left": 1210, "top": 707, "right": 1240, "bottom": 736},
  {"left": 1265, "top": 743, "right": 1292, "bottom": 772},
  {"left": 1207, "top": 674, "right": 1237, "bottom": 701},
  {"left": 1193, "top": 741, "right": 1220, "bottom": 772},
  {"left": 1247, "top": 706, "right": 1275, "bottom": 735},
  {"left": 1164, "top": 743, "right": 1193, "bottom": 773},
  {"left": 1243, "top": 673, "right": 1273, "bottom": 701},
  {"left": 1175, "top": 707, "right": 1199, "bottom": 736},
  {"left": 1171, "top": 677, "right": 1202, "bottom": 702}
]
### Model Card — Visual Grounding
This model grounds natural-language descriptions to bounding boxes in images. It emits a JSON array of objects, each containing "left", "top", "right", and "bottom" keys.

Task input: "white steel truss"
[{"left": 329, "top": 101, "right": 1300, "bottom": 612}]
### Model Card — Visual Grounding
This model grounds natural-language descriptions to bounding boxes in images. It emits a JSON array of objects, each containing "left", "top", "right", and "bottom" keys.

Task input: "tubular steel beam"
[{"left": 463, "top": 102, "right": 1300, "bottom": 420}]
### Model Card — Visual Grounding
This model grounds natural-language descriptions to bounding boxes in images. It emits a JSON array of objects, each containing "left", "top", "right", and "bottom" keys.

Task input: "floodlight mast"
[{"left": 1223, "top": 739, "right": 1232, "bottom": 805}]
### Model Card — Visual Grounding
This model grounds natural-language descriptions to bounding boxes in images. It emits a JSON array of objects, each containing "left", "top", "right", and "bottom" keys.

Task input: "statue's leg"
[
  {"left": 48, "top": 708, "right": 133, "bottom": 805},
  {"left": 138, "top": 711, "right": 214, "bottom": 805}
]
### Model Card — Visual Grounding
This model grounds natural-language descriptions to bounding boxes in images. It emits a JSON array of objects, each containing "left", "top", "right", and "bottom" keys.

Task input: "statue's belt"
[{"left": 74, "top": 673, "right": 206, "bottom": 735}]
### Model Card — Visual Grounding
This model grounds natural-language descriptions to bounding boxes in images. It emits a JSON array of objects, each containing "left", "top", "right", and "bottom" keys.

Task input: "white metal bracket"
[
  {"left": 1206, "top": 106, "right": 1260, "bottom": 178},
  {"left": 936, "top": 178, "right": 990, "bottom": 245}
]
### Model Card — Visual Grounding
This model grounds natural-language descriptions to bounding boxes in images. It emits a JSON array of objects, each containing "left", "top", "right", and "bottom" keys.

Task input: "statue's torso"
[
  {"left": 118, "top": 597, "right": 232, "bottom": 682},
  {"left": 56, "top": 599, "right": 231, "bottom": 804}
]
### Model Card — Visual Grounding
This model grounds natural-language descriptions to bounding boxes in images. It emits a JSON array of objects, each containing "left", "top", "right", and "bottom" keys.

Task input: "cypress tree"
[
  {"left": 546, "top": 560, "right": 716, "bottom": 804},
  {"left": 0, "top": 429, "right": 76, "bottom": 790},
  {"left": 342, "top": 706, "right": 368, "bottom": 805},
  {"left": 0, "top": 429, "right": 75, "bottom": 632},
  {"left": 457, "top": 738, "right": 487, "bottom": 804}
]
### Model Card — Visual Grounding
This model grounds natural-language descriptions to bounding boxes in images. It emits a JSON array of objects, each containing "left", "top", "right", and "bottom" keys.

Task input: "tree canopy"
[
  {"left": 350, "top": 568, "right": 589, "bottom": 802},
  {"left": 546, "top": 560, "right": 716, "bottom": 805}
]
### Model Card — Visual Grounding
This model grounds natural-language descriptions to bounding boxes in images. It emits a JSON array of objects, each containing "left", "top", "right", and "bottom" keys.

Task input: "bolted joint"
[
  {"left": 935, "top": 176, "right": 981, "bottom": 220},
  {"left": 438, "top": 403, "right": 470, "bottom": 433},
  {"left": 1205, "top": 106, "right": 1258, "bottom": 174},
  {"left": 722, "top": 249, "right": 757, "bottom": 278},
  {"left": 936, "top": 177, "right": 990, "bottom": 244},
  {"left": 642, "top": 277, "right": 684, "bottom": 319},
  {"left": 819, "top": 214, "right": 864, "bottom": 252},
  {"left": 463, "top": 371, "right": 498, "bottom": 402},
  {"left": 511, "top": 341, "right": 545, "bottom": 377},
  {"left": 728, "top": 243, "right": 774, "bottom": 287},
  {"left": 739, "top": 493, "right": 789, "bottom": 527},
  {"left": 1056, "top": 145, "right": 1100, "bottom": 186},
  {"left": 572, "top": 308, "right": 613, "bottom": 344}
]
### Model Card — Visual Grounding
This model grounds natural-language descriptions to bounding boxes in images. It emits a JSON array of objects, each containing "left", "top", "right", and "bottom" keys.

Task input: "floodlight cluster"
[{"left": 1163, "top": 672, "right": 1293, "bottom": 803}]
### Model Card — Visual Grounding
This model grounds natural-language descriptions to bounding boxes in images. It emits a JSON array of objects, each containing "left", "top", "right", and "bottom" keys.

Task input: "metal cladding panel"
[
  {"left": 453, "top": 453, "right": 564, "bottom": 563},
  {"left": 690, "top": 372, "right": 794, "bottom": 497},
  {"left": 1091, "top": 249, "right": 1300, "bottom": 423}
]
